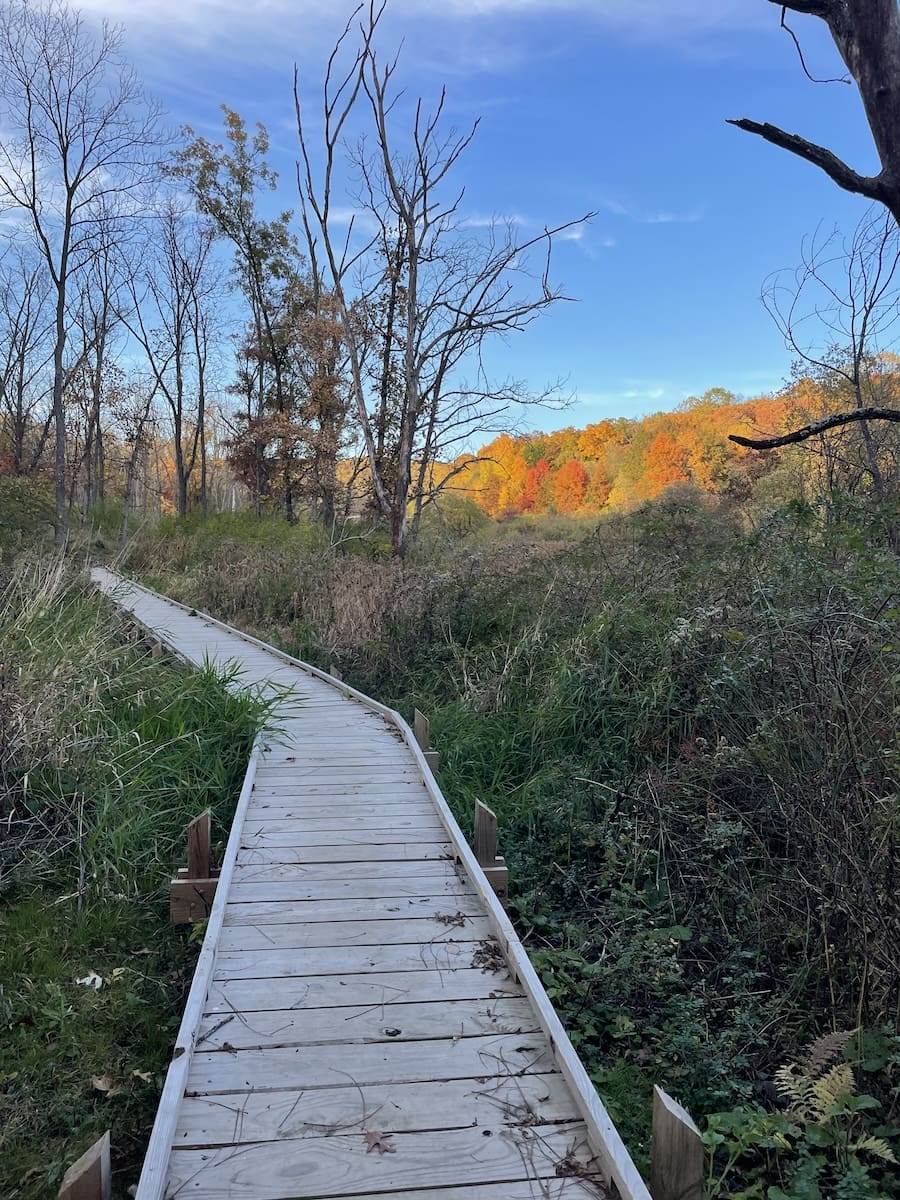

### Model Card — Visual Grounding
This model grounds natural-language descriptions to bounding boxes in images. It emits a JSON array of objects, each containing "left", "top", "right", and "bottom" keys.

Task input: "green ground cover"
[{"left": 0, "top": 557, "right": 270, "bottom": 1198}]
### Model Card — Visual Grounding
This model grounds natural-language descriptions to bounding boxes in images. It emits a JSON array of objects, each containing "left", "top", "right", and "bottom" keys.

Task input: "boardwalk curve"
[{"left": 92, "top": 568, "right": 650, "bottom": 1200}]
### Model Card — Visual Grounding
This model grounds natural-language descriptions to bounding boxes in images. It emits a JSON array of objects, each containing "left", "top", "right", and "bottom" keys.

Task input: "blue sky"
[{"left": 79, "top": 0, "right": 878, "bottom": 432}]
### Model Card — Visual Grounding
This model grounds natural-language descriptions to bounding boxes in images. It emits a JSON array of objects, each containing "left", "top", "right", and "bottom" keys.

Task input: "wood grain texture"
[
  {"left": 221, "top": 894, "right": 483, "bottom": 926},
  {"left": 167, "top": 1125, "right": 601, "bottom": 1200},
  {"left": 187, "top": 1032, "right": 557, "bottom": 1096},
  {"left": 174, "top": 1072, "right": 580, "bottom": 1147},
  {"left": 195, "top": 996, "right": 538, "bottom": 1051},
  {"left": 217, "top": 913, "right": 489, "bottom": 951},
  {"left": 204, "top": 967, "right": 521, "bottom": 1016},
  {"left": 211, "top": 939, "right": 479, "bottom": 980}
]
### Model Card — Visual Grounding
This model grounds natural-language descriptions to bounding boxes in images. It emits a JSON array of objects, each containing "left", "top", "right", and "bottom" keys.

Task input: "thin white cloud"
[
  {"left": 644, "top": 207, "right": 705, "bottom": 225},
  {"left": 76, "top": 0, "right": 765, "bottom": 49},
  {"left": 597, "top": 195, "right": 706, "bottom": 226}
]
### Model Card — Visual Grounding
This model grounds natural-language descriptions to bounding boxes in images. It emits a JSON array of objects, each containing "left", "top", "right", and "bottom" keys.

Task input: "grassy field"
[
  {"left": 119, "top": 492, "right": 900, "bottom": 1198},
  {"left": 0, "top": 556, "right": 270, "bottom": 1198}
]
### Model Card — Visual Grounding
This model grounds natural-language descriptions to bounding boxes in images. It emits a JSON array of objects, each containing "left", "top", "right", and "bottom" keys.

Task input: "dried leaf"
[
  {"left": 364, "top": 1130, "right": 396, "bottom": 1155},
  {"left": 91, "top": 1074, "right": 123, "bottom": 1096},
  {"left": 132, "top": 1069, "right": 153, "bottom": 1083},
  {"left": 76, "top": 971, "right": 103, "bottom": 990}
]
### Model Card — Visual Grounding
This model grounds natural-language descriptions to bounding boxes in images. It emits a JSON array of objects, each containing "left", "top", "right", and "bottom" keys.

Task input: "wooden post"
[
  {"left": 474, "top": 799, "right": 509, "bottom": 906},
  {"left": 58, "top": 1131, "right": 111, "bottom": 1200},
  {"left": 170, "top": 811, "right": 219, "bottom": 924},
  {"left": 187, "top": 810, "right": 210, "bottom": 879},
  {"left": 414, "top": 709, "right": 440, "bottom": 775},
  {"left": 413, "top": 708, "right": 430, "bottom": 751},
  {"left": 650, "top": 1086, "right": 704, "bottom": 1200}
]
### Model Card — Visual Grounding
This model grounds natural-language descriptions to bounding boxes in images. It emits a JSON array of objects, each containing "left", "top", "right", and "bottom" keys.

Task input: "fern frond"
[
  {"left": 774, "top": 1064, "right": 817, "bottom": 1121},
  {"left": 851, "top": 1136, "right": 897, "bottom": 1164},
  {"left": 812, "top": 1064, "right": 856, "bottom": 1118},
  {"left": 800, "top": 1030, "right": 855, "bottom": 1076}
]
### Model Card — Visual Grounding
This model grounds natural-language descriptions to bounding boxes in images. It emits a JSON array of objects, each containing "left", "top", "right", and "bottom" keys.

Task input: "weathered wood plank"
[
  {"left": 222, "top": 895, "right": 483, "bottom": 926},
  {"left": 195, "top": 996, "right": 538, "bottom": 1051},
  {"left": 296, "top": 1185, "right": 602, "bottom": 1200},
  {"left": 250, "top": 782, "right": 431, "bottom": 797},
  {"left": 174, "top": 1072, "right": 580, "bottom": 1147},
  {"left": 227, "top": 876, "right": 474, "bottom": 903},
  {"left": 239, "top": 819, "right": 446, "bottom": 842},
  {"left": 187, "top": 1032, "right": 557, "bottom": 1095},
  {"left": 167, "top": 1124, "right": 601, "bottom": 1200},
  {"left": 231, "top": 859, "right": 459, "bottom": 884},
  {"left": 212, "top": 939, "right": 478, "bottom": 980},
  {"left": 217, "top": 913, "right": 488, "bottom": 951},
  {"left": 204, "top": 967, "right": 520, "bottom": 1015},
  {"left": 241, "top": 805, "right": 439, "bottom": 824},
  {"left": 235, "top": 842, "right": 453, "bottom": 865}
]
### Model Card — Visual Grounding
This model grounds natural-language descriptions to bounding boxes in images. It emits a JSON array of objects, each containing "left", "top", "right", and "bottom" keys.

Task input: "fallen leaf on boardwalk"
[
  {"left": 76, "top": 971, "right": 103, "bottom": 990},
  {"left": 91, "top": 1075, "right": 123, "bottom": 1096},
  {"left": 364, "top": 1131, "right": 396, "bottom": 1155}
]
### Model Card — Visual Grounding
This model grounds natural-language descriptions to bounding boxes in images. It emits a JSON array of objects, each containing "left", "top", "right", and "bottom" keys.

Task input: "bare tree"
[
  {"left": 295, "top": 2, "right": 591, "bottom": 556},
  {"left": 0, "top": 247, "right": 53, "bottom": 473},
  {"left": 122, "top": 201, "right": 219, "bottom": 517},
  {"left": 730, "top": 1, "right": 900, "bottom": 225},
  {"left": 0, "top": 0, "right": 161, "bottom": 546},
  {"left": 68, "top": 236, "right": 128, "bottom": 514},
  {"left": 730, "top": 210, "right": 900, "bottom": 496}
]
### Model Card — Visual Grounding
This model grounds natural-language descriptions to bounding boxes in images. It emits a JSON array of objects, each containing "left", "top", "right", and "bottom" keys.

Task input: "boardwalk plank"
[
  {"left": 195, "top": 996, "right": 538, "bottom": 1051},
  {"left": 186, "top": 1033, "right": 557, "bottom": 1095},
  {"left": 221, "top": 895, "right": 483, "bottom": 926},
  {"left": 204, "top": 968, "right": 520, "bottom": 1015},
  {"left": 212, "top": 940, "right": 479, "bottom": 980},
  {"left": 174, "top": 1073, "right": 580, "bottom": 1147},
  {"left": 217, "top": 914, "right": 488, "bottom": 951},
  {"left": 166, "top": 1125, "right": 599, "bottom": 1200}
]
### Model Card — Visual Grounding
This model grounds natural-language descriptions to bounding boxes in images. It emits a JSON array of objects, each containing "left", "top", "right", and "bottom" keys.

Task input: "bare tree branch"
[
  {"left": 729, "top": 406, "right": 900, "bottom": 449},
  {"left": 726, "top": 119, "right": 886, "bottom": 204}
]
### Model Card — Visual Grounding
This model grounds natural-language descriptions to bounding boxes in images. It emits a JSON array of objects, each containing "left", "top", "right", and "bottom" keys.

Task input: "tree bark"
[{"left": 731, "top": 1, "right": 900, "bottom": 225}]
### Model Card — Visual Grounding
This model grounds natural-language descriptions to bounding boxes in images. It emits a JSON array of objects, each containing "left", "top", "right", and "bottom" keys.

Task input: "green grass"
[{"left": 0, "top": 557, "right": 272, "bottom": 1198}]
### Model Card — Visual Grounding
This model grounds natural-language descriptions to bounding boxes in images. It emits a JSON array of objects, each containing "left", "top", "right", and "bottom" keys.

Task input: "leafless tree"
[
  {"left": 731, "top": 1, "right": 900, "bottom": 226},
  {"left": 730, "top": 209, "right": 900, "bottom": 501},
  {"left": 0, "top": 247, "right": 53, "bottom": 472},
  {"left": 0, "top": 0, "right": 162, "bottom": 545},
  {"left": 294, "top": 1, "right": 591, "bottom": 555},
  {"left": 122, "top": 201, "right": 219, "bottom": 516},
  {"left": 68, "top": 236, "right": 128, "bottom": 514}
]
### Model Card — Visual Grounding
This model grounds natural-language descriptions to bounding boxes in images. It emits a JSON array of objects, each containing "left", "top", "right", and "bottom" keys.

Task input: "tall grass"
[{"left": 0, "top": 556, "right": 271, "bottom": 1197}]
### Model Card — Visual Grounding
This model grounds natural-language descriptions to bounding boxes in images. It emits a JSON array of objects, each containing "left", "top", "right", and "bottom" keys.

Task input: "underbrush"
[
  {"left": 0, "top": 557, "right": 270, "bottom": 1198},
  {"left": 124, "top": 494, "right": 900, "bottom": 1197}
]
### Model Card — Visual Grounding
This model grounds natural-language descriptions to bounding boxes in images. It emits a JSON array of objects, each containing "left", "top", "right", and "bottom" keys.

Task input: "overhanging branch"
[
  {"left": 726, "top": 118, "right": 886, "bottom": 204},
  {"left": 729, "top": 407, "right": 900, "bottom": 449},
  {"left": 770, "top": 0, "right": 834, "bottom": 16}
]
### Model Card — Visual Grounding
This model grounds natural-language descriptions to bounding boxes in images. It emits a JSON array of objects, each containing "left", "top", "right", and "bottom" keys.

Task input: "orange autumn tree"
[
  {"left": 554, "top": 458, "right": 588, "bottom": 513},
  {"left": 456, "top": 386, "right": 827, "bottom": 519}
]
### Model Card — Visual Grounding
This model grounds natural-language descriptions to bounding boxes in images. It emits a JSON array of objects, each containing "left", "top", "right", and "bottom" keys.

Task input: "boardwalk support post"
[
  {"left": 474, "top": 799, "right": 509, "bottom": 906},
  {"left": 170, "top": 811, "right": 219, "bottom": 924},
  {"left": 414, "top": 708, "right": 440, "bottom": 774},
  {"left": 58, "top": 1131, "right": 111, "bottom": 1200},
  {"left": 650, "top": 1086, "right": 704, "bottom": 1200}
]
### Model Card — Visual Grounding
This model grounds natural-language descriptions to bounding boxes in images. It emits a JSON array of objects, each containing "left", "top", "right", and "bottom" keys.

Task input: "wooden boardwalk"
[{"left": 92, "top": 570, "right": 650, "bottom": 1200}]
